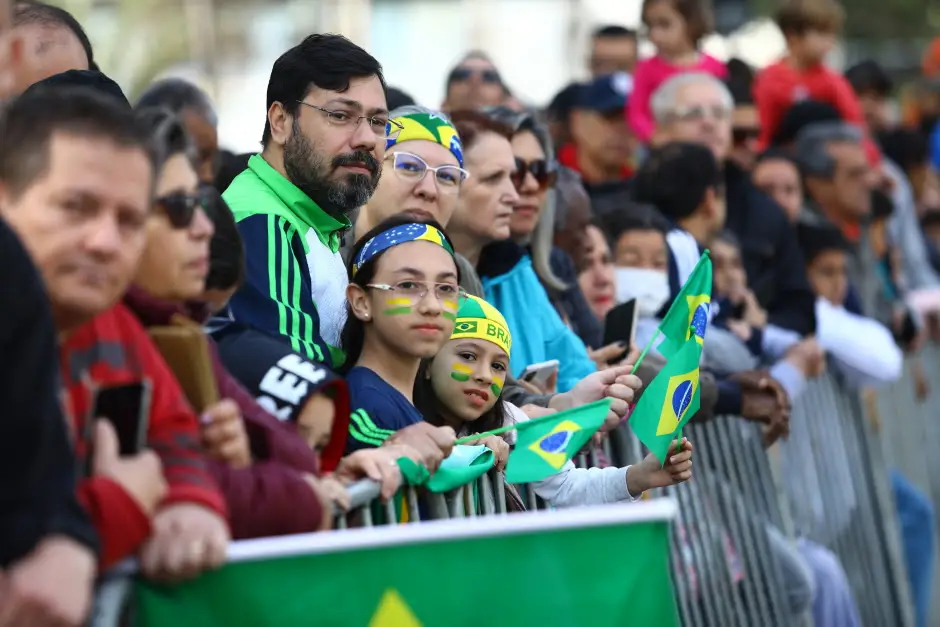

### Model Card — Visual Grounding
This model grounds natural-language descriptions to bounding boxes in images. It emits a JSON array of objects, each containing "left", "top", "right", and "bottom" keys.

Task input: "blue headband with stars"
[{"left": 352, "top": 223, "right": 455, "bottom": 277}]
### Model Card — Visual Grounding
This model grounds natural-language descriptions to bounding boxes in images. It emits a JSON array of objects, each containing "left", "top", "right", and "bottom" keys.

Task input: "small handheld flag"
[
  {"left": 397, "top": 445, "right": 494, "bottom": 493},
  {"left": 629, "top": 339, "right": 701, "bottom": 464},
  {"left": 505, "top": 399, "right": 611, "bottom": 483},
  {"left": 655, "top": 251, "right": 713, "bottom": 359}
]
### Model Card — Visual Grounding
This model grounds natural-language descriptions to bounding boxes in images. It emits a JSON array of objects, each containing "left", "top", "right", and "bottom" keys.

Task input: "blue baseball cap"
[{"left": 575, "top": 72, "right": 633, "bottom": 113}]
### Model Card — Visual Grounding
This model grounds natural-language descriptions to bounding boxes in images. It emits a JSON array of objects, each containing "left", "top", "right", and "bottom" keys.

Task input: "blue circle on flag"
[
  {"left": 539, "top": 431, "right": 571, "bottom": 454},
  {"left": 691, "top": 304, "right": 709, "bottom": 339},
  {"left": 671, "top": 380, "right": 693, "bottom": 417}
]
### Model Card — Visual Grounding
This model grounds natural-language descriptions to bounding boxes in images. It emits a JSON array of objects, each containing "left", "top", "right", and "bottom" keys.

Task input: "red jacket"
[
  {"left": 60, "top": 303, "right": 227, "bottom": 569},
  {"left": 753, "top": 60, "right": 881, "bottom": 164},
  {"left": 123, "top": 287, "right": 351, "bottom": 539}
]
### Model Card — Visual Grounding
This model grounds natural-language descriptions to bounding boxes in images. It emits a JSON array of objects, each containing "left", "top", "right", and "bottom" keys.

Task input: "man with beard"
[{"left": 223, "top": 34, "right": 390, "bottom": 368}]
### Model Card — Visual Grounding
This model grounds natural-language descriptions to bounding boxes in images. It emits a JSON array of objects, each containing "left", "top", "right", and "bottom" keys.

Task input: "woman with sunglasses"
[
  {"left": 341, "top": 214, "right": 461, "bottom": 456},
  {"left": 446, "top": 110, "right": 596, "bottom": 394},
  {"left": 484, "top": 107, "right": 605, "bottom": 356},
  {"left": 124, "top": 109, "right": 402, "bottom": 538}
]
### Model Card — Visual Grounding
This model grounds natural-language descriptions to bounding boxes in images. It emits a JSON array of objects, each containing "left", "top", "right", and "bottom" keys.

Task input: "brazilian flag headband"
[
  {"left": 385, "top": 112, "right": 464, "bottom": 167},
  {"left": 352, "top": 223, "right": 455, "bottom": 277},
  {"left": 450, "top": 294, "right": 512, "bottom": 356}
]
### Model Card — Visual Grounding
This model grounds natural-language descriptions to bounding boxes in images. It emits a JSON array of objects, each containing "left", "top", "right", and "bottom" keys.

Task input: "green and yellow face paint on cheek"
[
  {"left": 450, "top": 362, "right": 473, "bottom": 382},
  {"left": 383, "top": 297, "right": 413, "bottom": 316},
  {"left": 442, "top": 299, "right": 458, "bottom": 321},
  {"left": 447, "top": 294, "right": 513, "bottom": 395}
]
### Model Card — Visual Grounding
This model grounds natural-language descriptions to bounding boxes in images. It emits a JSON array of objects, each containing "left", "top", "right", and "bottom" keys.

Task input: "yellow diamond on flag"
[
  {"left": 369, "top": 589, "right": 422, "bottom": 627},
  {"left": 655, "top": 368, "right": 698, "bottom": 436},
  {"left": 528, "top": 419, "right": 581, "bottom": 470}
]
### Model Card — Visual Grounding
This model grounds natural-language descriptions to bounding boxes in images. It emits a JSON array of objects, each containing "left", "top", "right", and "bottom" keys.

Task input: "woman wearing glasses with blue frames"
[{"left": 354, "top": 107, "right": 469, "bottom": 242}]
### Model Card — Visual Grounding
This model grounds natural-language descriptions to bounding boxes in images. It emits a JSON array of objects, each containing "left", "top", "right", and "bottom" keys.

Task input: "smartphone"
[
  {"left": 85, "top": 381, "right": 152, "bottom": 475},
  {"left": 521, "top": 359, "right": 560, "bottom": 387},
  {"left": 603, "top": 299, "right": 639, "bottom": 363}
]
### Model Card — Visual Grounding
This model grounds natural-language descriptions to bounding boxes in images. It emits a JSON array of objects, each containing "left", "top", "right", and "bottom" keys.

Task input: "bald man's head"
[
  {"left": 0, "top": 0, "right": 10, "bottom": 31},
  {"left": 12, "top": 1, "right": 91, "bottom": 94},
  {"left": 0, "top": 0, "right": 22, "bottom": 99}
]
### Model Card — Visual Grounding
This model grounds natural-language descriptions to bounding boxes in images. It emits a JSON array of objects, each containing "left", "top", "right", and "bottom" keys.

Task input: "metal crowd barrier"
[
  {"left": 780, "top": 367, "right": 915, "bottom": 627},
  {"left": 873, "top": 345, "right": 940, "bottom": 627},
  {"left": 93, "top": 348, "right": 939, "bottom": 627}
]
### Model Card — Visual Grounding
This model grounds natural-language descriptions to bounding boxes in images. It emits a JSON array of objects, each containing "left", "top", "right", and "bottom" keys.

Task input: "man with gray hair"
[
  {"left": 136, "top": 78, "right": 220, "bottom": 185},
  {"left": 795, "top": 121, "right": 893, "bottom": 325},
  {"left": 650, "top": 71, "right": 817, "bottom": 337},
  {"left": 796, "top": 121, "right": 872, "bottom": 224},
  {"left": 651, "top": 72, "right": 734, "bottom": 162}
]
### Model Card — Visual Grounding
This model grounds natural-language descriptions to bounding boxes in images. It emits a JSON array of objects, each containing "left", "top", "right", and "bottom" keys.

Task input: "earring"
[{"left": 363, "top": 313, "right": 370, "bottom": 319}]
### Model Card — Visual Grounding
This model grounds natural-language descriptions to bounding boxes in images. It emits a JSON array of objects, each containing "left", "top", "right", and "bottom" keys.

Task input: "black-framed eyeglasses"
[
  {"left": 448, "top": 67, "right": 501, "bottom": 85},
  {"left": 296, "top": 101, "right": 404, "bottom": 139},
  {"left": 732, "top": 127, "right": 760, "bottom": 145},
  {"left": 154, "top": 190, "right": 209, "bottom": 229},
  {"left": 385, "top": 151, "right": 470, "bottom": 191},
  {"left": 512, "top": 157, "right": 557, "bottom": 191}
]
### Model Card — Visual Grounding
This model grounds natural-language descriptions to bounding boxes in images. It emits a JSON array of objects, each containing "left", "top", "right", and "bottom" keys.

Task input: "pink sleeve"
[
  {"left": 628, "top": 59, "right": 659, "bottom": 144},
  {"left": 754, "top": 64, "right": 787, "bottom": 151},
  {"left": 702, "top": 55, "right": 728, "bottom": 79}
]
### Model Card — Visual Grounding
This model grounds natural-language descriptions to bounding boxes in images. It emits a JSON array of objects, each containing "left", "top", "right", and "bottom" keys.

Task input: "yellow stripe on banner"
[
  {"left": 400, "top": 491, "right": 410, "bottom": 523},
  {"left": 387, "top": 298, "right": 412, "bottom": 307},
  {"left": 452, "top": 363, "right": 473, "bottom": 375}
]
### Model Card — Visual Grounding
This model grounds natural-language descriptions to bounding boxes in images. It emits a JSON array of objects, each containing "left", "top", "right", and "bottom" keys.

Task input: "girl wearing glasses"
[
  {"left": 342, "top": 215, "right": 464, "bottom": 451},
  {"left": 413, "top": 294, "right": 694, "bottom": 508}
]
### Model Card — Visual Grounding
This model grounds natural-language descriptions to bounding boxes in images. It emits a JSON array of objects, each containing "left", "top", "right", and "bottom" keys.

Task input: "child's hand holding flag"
[{"left": 626, "top": 438, "right": 694, "bottom": 495}]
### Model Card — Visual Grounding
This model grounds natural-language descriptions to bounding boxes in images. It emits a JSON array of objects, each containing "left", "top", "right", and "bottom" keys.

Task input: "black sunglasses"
[
  {"left": 449, "top": 67, "right": 501, "bottom": 85},
  {"left": 512, "top": 157, "right": 557, "bottom": 191},
  {"left": 732, "top": 127, "right": 760, "bottom": 145},
  {"left": 155, "top": 191, "right": 208, "bottom": 229}
]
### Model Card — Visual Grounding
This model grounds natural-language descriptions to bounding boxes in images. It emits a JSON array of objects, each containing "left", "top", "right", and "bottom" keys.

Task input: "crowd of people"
[{"left": 2, "top": 0, "right": 940, "bottom": 624}]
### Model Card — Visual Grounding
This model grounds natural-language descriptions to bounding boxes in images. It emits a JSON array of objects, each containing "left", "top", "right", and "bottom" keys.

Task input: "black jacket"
[
  {"left": 0, "top": 219, "right": 98, "bottom": 566},
  {"left": 545, "top": 247, "right": 603, "bottom": 350},
  {"left": 724, "top": 161, "right": 817, "bottom": 336}
]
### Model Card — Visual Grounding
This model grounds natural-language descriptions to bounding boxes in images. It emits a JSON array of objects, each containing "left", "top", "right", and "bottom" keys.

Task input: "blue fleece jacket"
[{"left": 482, "top": 255, "right": 596, "bottom": 392}]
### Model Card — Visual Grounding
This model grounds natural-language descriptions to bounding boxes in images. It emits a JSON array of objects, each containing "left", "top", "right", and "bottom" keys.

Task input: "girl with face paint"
[
  {"left": 341, "top": 215, "right": 465, "bottom": 452},
  {"left": 414, "top": 295, "right": 694, "bottom": 508}
]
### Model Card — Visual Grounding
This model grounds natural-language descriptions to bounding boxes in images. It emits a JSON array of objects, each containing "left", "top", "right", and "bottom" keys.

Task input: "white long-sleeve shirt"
[
  {"left": 503, "top": 403, "right": 642, "bottom": 508},
  {"left": 816, "top": 297, "right": 903, "bottom": 388}
]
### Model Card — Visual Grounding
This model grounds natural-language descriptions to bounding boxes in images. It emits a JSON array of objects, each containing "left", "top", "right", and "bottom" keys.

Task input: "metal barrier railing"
[
  {"left": 874, "top": 345, "right": 940, "bottom": 627},
  {"left": 779, "top": 368, "right": 915, "bottom": 627},
  {"left": 91, "top": 347, "right": 940, "bottom": 626}
]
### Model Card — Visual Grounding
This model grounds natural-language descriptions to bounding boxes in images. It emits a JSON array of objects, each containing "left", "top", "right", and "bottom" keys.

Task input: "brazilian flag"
[
  {"left": 629, "top": 341, "right": 701, "bottom": 464},
  {"left": 656, "top": 251, "right": 713, "bottom": 359},
  {"left": 504, "top": 399, "right": 611, "bottom": 483}
]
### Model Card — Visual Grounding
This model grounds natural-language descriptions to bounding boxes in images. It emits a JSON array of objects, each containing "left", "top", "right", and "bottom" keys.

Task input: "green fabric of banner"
[{"left": 133, "top": 502, "right": 681, "bottom": 627}]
